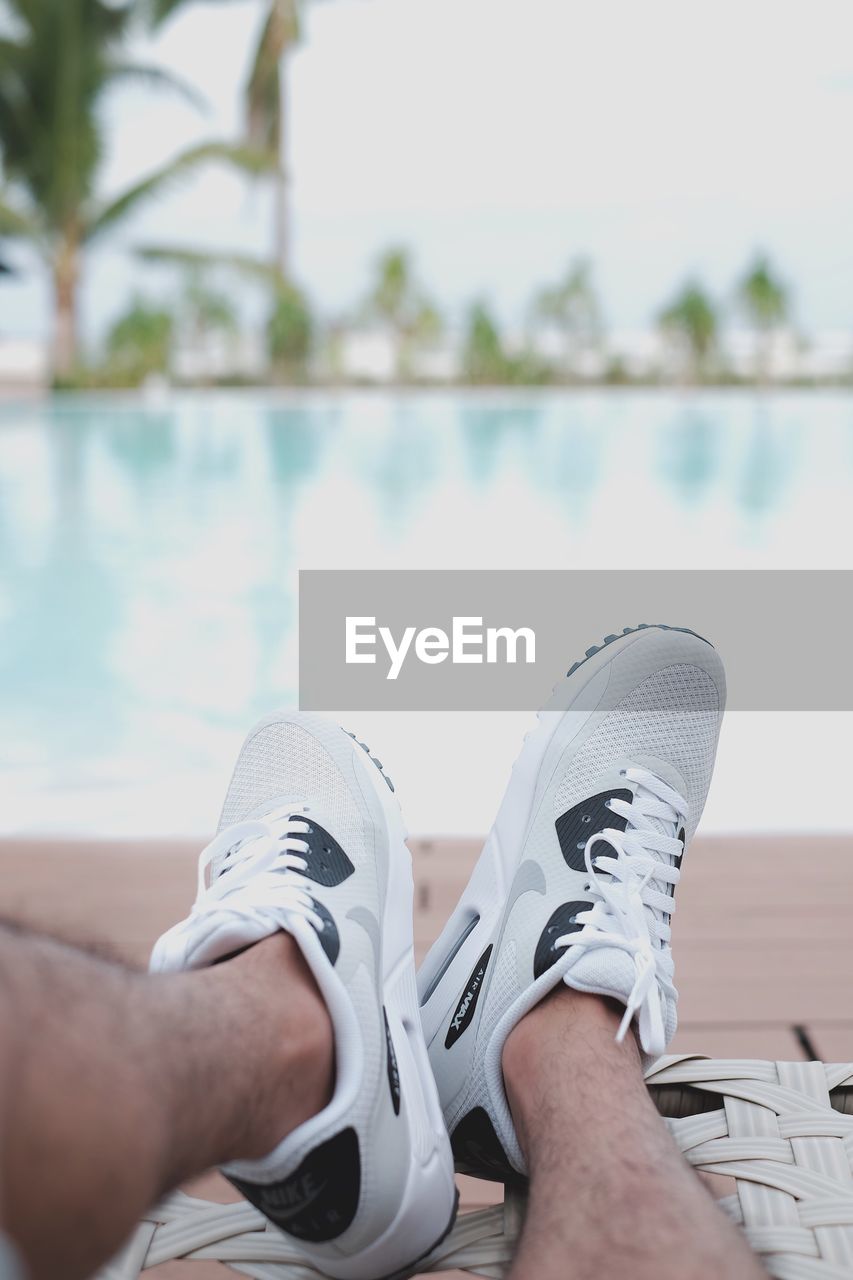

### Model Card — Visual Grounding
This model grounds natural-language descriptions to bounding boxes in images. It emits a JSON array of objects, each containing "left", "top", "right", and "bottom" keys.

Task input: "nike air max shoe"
[
  {"left": 152, "top": 712, "right": 457, "bottom": 1280},
  {"left": 417, "top": 624, "right": 726, "bottom": 1181}
]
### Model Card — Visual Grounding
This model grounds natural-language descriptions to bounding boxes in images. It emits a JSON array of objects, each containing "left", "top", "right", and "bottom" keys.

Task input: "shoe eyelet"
[{"left": 581, "top": 814, "right": 591, "bottom": 825}]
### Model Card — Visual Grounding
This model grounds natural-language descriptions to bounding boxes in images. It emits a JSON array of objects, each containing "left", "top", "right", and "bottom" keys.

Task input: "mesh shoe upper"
[
  {"left": 418, "top": 627, "right": 726, "bottom": 1180},
  {"left": 152, "top": 712, "right": 456, "bottom": 1279}
]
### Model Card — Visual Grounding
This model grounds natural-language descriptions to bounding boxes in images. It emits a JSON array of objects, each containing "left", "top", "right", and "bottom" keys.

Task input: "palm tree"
[
  {"left": 461, "top": 301, "right": 507, "bottom": 384},
  {"left": 736, "top": 252, "right": 789, "bottom": 382},
  {"left": 657, "top": 280, "right": 719, "bottom": 383},
  {"left": 104, "top": 294, "right": 175, "bottom": 384},
  {"left": 363, "top": 246, "right": 442, "bottom": 381},
  {"left": 151, "top": 0, "right": 301, "bottom": 277},
  {"left": 0, "top": 0, "right": 269, "bottom": 380},
  {"left": 135, "top": 242, "right": 314, "bottom": 380},
  {"left": 182, "top": 268, "right": 238, "bottom": 347},
  {"left": 532, "top": 256, "right": 602, "bottom": 379}
]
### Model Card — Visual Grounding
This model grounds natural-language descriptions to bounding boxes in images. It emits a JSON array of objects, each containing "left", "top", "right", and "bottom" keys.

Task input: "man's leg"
[
  {"left": 0, "top": 922, "right": 333, "bottom": 1280},
  {"left": 503, "top": 988, "right": 765, "bottom": 1280}
]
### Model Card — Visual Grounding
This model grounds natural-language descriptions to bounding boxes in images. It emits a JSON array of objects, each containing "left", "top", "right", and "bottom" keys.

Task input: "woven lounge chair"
[{"left": 99, "top": 1054, "right": 853, "bottom": 1280}]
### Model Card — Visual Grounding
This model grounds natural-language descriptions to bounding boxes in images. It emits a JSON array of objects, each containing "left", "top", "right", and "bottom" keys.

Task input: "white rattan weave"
[{"left": 99, "top": 1056, "right": 853, "bottom": 1280}]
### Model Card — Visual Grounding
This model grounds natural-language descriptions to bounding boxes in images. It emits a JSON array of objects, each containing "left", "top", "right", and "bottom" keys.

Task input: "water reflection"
[
  {"left": 738, "top": 405, "right": 797, "bottom": 521},
  {"left": 1, "top": 391, "right": 852, "bottom": 799},
  {"left": 354, "top": 402, "right": 442, "bottom": 533},
  {"left": 106, "top": 412, "right": 178, "bottom": 495},
  {"left": 265, "top": 406, "right": 330, "bottom": 492},
  {"left": 460, "top": 403, "right": 544, "bottom": 485},
  {"left": 659, "top": 409, "right": 720, "bottom": 507}
]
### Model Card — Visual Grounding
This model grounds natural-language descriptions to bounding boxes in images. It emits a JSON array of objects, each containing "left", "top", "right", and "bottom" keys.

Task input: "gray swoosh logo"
[
  {"left": 506, "top": 859, "right": 546, "bottom": 911},
  {"left": 487, "top": 859, "right": 547, "bottom": 973},
  {"left": 346, "top": 904, "right": 381, "bottom": 979}
]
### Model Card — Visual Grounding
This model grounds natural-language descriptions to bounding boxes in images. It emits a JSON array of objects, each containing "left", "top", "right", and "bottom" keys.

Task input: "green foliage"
[
  {"left": 245, "top": 0, "right": 300, "bottom": 154},
  {"left": 268, "top": 282, "right": 313, "bottom": 379},
  {"left": 532, "top": 256, "right": 602, "bottom": 377},
  {"left": 366, "top": 247, "right": 413, "bottom": 326},
  {"left": 0, "top": 0, "right": 132, "bottom": 234},
  {"left": 88, "top": 143, "right": 272, "bottom": 245},
  {"left": 364, "top": 246, "right": 442, "bottom": 379},
  {"left": 461, "top": 301, "right": 549, "bottom": 386},
  {"left": 462, "top": 301, "right": 506, "bottom": 383},
  {"left": 148, "top": 0, "right": 300, "bottom": 274},
  {"left": 737, "top": 252, "right": 789, "bottom": 331},
  {"left": 104, "top": 295, "right": 174, "bottom": 385},
  {"left": 181, "top": 268, "right": 237, "bottom": 341},
  {"left": 603, "top": 354, "right": 630, "bottom": 385},
  {"left": 149, "top": 0, "right": 301, "bottom": 153},
  {"left": 658, "top": 280, "right": 719, "bottom": 381},
  {"left": 0, "top": 0, "right": 274, "bottom": 374}
]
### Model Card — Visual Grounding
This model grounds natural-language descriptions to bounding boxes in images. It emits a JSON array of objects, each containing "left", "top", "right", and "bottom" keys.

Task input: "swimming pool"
[{"left": 2, "top": 388, "right": 852, "bottom": 836}]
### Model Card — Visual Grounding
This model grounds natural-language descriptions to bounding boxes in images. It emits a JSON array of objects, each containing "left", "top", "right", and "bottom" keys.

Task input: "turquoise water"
[{"left": 2, "top": 389, "right": 853, "bottom": 835}]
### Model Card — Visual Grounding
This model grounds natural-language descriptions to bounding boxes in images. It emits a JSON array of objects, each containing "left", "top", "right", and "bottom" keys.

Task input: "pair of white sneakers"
[{"left": 151, "top": 625, "right": 726, "bottom": 1279}]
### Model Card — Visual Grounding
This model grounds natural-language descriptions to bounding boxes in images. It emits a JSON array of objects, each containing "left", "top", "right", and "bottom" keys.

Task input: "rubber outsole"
[
  {"left": 564, "top": 622, "right": 712, "bottom": 679},
  {"left": 343, "top": 728, "right": 396, "bottom": 792}
]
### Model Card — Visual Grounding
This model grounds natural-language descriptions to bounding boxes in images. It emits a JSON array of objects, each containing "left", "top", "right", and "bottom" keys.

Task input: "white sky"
[{"left": 3, "top": 0, "right": 853, "bottom": 342}]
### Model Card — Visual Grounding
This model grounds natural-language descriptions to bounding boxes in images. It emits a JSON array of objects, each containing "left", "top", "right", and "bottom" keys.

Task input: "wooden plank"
[
  {"left": 670, "top": 1024, "right": 805, "bottom": 1060},
  {"left": 802, "top": 1026, "right": 853, "bottom": 1064}
]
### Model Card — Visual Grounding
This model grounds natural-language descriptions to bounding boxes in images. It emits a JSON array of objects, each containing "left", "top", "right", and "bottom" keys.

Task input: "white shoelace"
[
  {"left": 558, "top": 767, "right": 687, "bottom": 1057},
  {"left": 153, "top": 807, "right": 323, "bottom": 970}
]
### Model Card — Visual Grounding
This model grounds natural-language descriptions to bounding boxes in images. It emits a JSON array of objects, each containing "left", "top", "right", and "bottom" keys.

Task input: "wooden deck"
[{"left": 1, "top": 833, "right": 851, "bottom": 1277}]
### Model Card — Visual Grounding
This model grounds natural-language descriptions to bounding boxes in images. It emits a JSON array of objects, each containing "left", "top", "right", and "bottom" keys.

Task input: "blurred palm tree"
[
  {"left": 151, "top": 0, "right": 301, "bottom": 277},
  {"left": 104, "top": 294, "right": 174, "bottom": 384},
  {"left": 0, "top": 0, "right": 270, "bottom": 380},
  {"left": 461, "top": 300, "right": 506, "bottom": 385},
  {"left": 135, "top": 241, "right": 314, "bottom": 380},
  {"left": 736, "top": 252, "right": 789, "bottom": 383},
  {"left": 532, "top": 256, "right": 602, "bottom": 379},
  {"left": 182, "top": 268, "right": 238, "bottom": 346},
  {"left": 363, "top": 246, "right": 442, "bottom": 381},
  {"left": 658, "top": 280, "right": 718, "bottom": 383}
]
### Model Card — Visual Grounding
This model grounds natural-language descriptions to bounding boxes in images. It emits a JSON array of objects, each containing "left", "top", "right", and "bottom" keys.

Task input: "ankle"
[
  {"left": 502, "top": 987, "right": 642, "bottom": 1164},
  {"left": 503, "top": 985, "right": 630, "bottom": 1081},
  {"left": 225, "top": 934, "right": 335, "bottom": 1159},
  {"left": 161, "top": 934, "right": 335, "bottom": 1169}
]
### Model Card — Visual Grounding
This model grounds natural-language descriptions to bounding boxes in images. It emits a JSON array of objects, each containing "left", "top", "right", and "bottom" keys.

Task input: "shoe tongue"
[{"left": 563, "top": 946, "right": 637, "bottom": 1004}]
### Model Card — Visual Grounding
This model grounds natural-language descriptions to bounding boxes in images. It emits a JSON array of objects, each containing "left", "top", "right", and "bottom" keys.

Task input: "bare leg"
[
  {"left": 503, "top": 988, "right": 765, "bottom": 1280},
  {"left": 0, "top": 923, "right": 333, "bottom": 1280}
]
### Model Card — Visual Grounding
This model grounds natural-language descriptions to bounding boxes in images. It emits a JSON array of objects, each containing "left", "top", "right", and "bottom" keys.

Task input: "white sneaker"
[
  {"left": 152, "top": 712, "right": 457, "bottom": 1280},
  {"left": 417, "top": 625, "right": 726, "bottom": 1180}
]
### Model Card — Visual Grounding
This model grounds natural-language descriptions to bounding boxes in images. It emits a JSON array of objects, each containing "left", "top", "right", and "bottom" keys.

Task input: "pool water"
[{"left": 2, "top": 389, "right": 853, "bottom": 836}]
